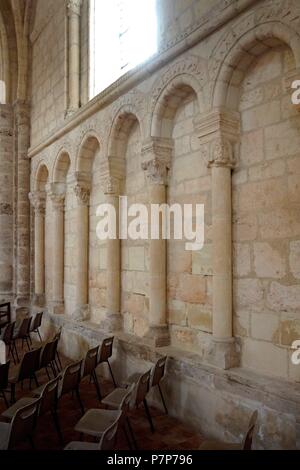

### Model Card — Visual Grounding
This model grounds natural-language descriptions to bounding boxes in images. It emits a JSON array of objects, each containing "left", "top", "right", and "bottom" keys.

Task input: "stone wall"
[{"left": 27, "top": 0, "right": 300, "bottom": 449}]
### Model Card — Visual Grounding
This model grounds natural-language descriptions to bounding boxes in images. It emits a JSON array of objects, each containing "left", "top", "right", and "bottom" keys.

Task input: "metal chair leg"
[
  {"left": 92, "top": 370, "right": 102, "bottom": 401},
  {"left": 1, "top": 390, "right": 9, "bottom": 408},
  {"left": 75, "top": 387, "right": 84, "bottom": 415},
  {"left": 13, "top": 341, "right": 19, "bottom": 362},
  {"left": 107, "top": 360, "right": 116, "bottom": 387},
  {"left": 37, "top": 329, "right": 42, "bottom": 342},
  {"left": 122, "top": 424, "right": 133, "bottom": 450},
  {"left": 33, "top": 373, "right": 39, "bottom": 388},
  {"left": 45, "top": 366, "right": 51, "bottom": 380},
  {"left": 158, "top": 383, "right": 168, "bottom": 414},
  {"left": 51, "top": 409, "right": 64, "bottom": 446},
  {"left": 126, "top": 416, "right": 138, "bottom": 450},
  {"left": 56, "top": 351, "right": 62, "bottom": 370},
  {"left": 10, "top": 383, "right": 16, "bottom": 404},
  {"left": 143, "top": 398, "right": 154, "bottom": 433}
]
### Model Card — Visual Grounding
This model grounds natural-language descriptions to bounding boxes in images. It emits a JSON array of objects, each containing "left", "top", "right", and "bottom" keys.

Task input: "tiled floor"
[{"left": 0, "top": 339, "right": 204, "bottom": 450}]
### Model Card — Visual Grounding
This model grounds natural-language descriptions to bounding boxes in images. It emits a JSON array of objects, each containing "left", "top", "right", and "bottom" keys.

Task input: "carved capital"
[
  {"left": 141, "top": 138, "right": 173, "bottom": 185},
  {"left": 209, "top": 137, "right": 236, "bottom": 168},
  {"left": 100, "top": 176, "right": 120, "bottom": 196},
  {"left": 66, "top": 0, "right": 82, "bottom": 16},
  {"left": 142, "top": 158, "right": 170, "bottom": 185},
  {"left": 29, "top": 191, "right": 46, "bottom": 215},
  {"left": 73, "top": 184, "right": 90, "bottom": 205},
  {"left": 49, "top": 192, "right": 65, "bottom": 212}
]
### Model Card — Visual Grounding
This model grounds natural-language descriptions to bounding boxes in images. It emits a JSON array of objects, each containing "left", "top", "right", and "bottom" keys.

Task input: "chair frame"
[{"left": 98, "top": 337, "right": 116, "bottom": 387}]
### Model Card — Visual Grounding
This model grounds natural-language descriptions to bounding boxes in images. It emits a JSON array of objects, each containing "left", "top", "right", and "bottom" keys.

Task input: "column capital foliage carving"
[
  {"left": 73, "top": 184, "right": 90, "bottom": 205},
  {"left": 29, "top": 191, "right": 46, "bottom": 215},
  {"left": 141, "top": 137, "right": 173, "bottom": 185},
  {"left": 66, "top": 0, "right": 82, "bottom": 16},
  {"left": 100, "top": 176, "right": 120, "bottom": 196},
  {"left": 196, "top": 108, "right": 240, "bottom": 169},
  {"left": 209, "top": 136, "right": 236, "bottom": 168},
  {"left": 48, "top": 192, "right": 65, "bottom": 211}
]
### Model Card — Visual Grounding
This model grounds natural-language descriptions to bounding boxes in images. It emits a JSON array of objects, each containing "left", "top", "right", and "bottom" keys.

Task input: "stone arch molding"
[
  {"left": 209, "top": 0, "right": 300, "bottom": 109},
  {"left": 149, "top": 55, "right": 208, "bottom": 138}
]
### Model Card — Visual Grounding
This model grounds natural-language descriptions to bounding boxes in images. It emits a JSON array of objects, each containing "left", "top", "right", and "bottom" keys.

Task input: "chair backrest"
[
  {"left": 31, "top": 312, "right": 43, "bottom": 331},
  {"left": 98, "top": 410, "right": 122, "bottom": 450},
  {"left": 60, "top": 360, "right": 82, "bottom": 396},
  {"left": 135, "top": 369, "right": 151, "bottom": 406},
  {"left": 39, "top": 376, "right": 59, "bottom": 415},
  {"left": 242, "top": 410, "right": 258, "bottom": 450},
  {"left": 7, "top": 397, "right": 41, "bottom": 449},
  {"left": 82, "top": 345, "right": 98, "bottom": 378},
  {"left": 0, "top": 360, "right": 10, "bottom": 390},
  {"left": 119, "top": 383, "right": 135, "bottom": 411},
  {"left": 2, "top": 321, "right": 15, "bottom": 344},
  {"left": 40, "top": 340, "right": 56, "bottom": 369},
  {"left": 151, "top": 356, "right": 167, "bottom": 387},
  {"left": 98, "top": 337, "right": 114, "bottom": 364},
  {"left": 18, "top": 347, "right": 42, "bottom": 382},
  {"left": 17, "top": 317, "right": 32, "bottom": 337}
]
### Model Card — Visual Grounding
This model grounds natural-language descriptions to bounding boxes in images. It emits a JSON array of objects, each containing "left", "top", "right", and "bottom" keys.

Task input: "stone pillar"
[
  {"left": 49, "top": 188, "right": 65, "bottom": 314},
  {"left": 197, "top": 110, "right": 240, "bottom": 369},
  {"left": 141, "top": 138, "right": 173, "bottom": 347},
  {"left": 29, "top": 191, "right": 46, "bottom": 306},
  {"left": 100, "top": 176, "right": 122, "bottom": 331},
  {"left": 0, "top": 104, "right": 13, "bottom": 298},
  {"left": 14, "top": 101, "right": 30, "bottom": 306},
  {"left": 66, "top": 0, "right": 82, "bottom": 115},
  {"left": 73, "top": 176, "right": 90, "bottom": 320}
]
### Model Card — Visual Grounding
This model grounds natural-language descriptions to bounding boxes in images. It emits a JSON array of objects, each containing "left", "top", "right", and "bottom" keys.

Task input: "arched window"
[{"left": 89, "top": 0, "right": 157, "bottom": 99}]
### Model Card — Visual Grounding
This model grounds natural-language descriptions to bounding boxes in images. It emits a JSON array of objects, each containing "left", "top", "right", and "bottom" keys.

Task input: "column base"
[
  {"left": 144, "top": 325, "right": 170, "bottom": 348},
  {"left": 49, "top": 301, "right": 64, "bottom": 315},
  {"left": 71, "top": 304, "right": 90, "bottom": 321},
  {"left": 100, "top": 311, "right": 123, "bottom": 332},
  {"left": 31, "top": 294, "right": 45, "bottom": 308},
  {"left": 204, "top": 337, "right": 240, "bottom": 369}
]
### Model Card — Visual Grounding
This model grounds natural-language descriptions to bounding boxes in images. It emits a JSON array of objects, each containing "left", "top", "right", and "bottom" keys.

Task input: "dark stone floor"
[{"left": 0, "top": 339, "right": 204, "bottom": 450}]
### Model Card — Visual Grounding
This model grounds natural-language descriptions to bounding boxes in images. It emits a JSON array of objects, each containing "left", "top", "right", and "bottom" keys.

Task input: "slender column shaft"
[
  {"left": 211, "top": 165, "right": 232, "bottom": 340},
  {"left": 149, "top": 184, "right": 166, "bottom": 327},
  {"left": 73, "top": 184, "right": 89, "bottom": 309},
  {"left": 34, "top": 210, "right": 45, "bottom": 296},
  {"left": 52, "top": 198, "right": 65, "bottom": 303},
  {"left": 67, "top": 0, "right": 82, "bottom": 114},
  {"left": 106, "top": 194, "right": 120, "bottom": 316}
]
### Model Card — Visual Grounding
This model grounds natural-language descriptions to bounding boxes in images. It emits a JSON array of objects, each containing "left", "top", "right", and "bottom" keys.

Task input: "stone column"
[
  {"left": 29, "top": 191, "right": 46, "bottom": 306},
  {"left": 14, "top": 101, "right": 30, "bottom": 306},
  {"left": 49, "top": 188, "right": 65, "bottom": 314},
  {"left": 0, "top": 104, "right": 13, "bottom": 298},
  {"left": 66, "top": 0, "right": 82, "bottom": 115},
  {"left": 100, "top": 176, "right": 122, "bottom": 331},
  {"left": 197, "top": 110, "right": 240, "bottom": 369},
  {"left": 73, "top": 177, "right": 90, "bottom": 320},
  {"left": 141, "top": 138, "right": 173, "bottom": 347}
]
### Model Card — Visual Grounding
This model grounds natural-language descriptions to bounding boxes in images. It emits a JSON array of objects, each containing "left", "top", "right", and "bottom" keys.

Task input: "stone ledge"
[{"left": 42, "top": 310, "right": 300, "bottom": 423}]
